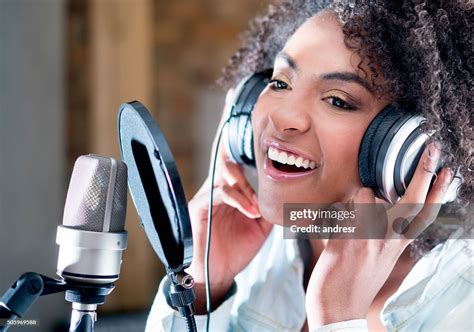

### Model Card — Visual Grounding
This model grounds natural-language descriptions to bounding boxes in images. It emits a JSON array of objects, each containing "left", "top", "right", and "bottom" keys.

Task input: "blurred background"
[{"left": 0, "top": 0, "right": 268, "bottom": 330}]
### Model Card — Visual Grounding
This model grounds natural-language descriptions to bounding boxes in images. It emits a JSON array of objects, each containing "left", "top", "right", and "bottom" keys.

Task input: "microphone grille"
[{"left": 63, "top": 155, "right": 128, "bottom": 232}]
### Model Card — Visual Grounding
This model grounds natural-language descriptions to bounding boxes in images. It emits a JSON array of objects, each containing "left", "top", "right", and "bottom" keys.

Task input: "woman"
[{"left": 147, "top": 1, "right": 473, "bottom": 331}]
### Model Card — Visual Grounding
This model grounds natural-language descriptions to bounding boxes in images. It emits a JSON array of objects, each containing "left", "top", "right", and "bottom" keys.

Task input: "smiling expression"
[{"left": 252, "top": 11, "right": 391, "bottom": 225}]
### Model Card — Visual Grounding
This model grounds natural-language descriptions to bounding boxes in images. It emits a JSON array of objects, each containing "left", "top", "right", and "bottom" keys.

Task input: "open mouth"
[
  {"left": 272, "top": 160, "right": 310, "bottom": 172},
  {"left": 268, "top": 146, "right": 317, "bottom": 173}
]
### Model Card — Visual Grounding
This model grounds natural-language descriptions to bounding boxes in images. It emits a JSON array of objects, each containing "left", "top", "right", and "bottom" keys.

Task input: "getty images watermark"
[
  {"left": 288, "top": 206, "right": 358, "bottom": 234},
  {"left": 283, "top": 203, "right": 473, "bottom": 240}
]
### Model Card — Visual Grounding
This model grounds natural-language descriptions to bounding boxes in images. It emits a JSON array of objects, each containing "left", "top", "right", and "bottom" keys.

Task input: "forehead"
[{"left": 281, "top": 11, "right": 361, "bottom": 73}]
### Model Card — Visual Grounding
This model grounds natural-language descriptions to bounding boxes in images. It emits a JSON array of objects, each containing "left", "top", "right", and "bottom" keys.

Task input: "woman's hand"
[
  {"left": 306, "top": 143, "right": 453, "bottom": 327},
  {"left": 186, "top": 89, "right": 273, "bottom": 313}
]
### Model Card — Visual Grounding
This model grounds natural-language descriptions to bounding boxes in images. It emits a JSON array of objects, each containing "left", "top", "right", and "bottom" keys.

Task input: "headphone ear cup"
[
  {"left": 359, "top": 106, "right": 403, "bottom": 196},
  {"left": 382, "top": 113, "right": 461, "bottom": 204},
  {"left": 225, "top": 69, "right": 272, "bottom": 167},
  {"left": 359, "top": 104, "right": 433, "bottom": 203}
]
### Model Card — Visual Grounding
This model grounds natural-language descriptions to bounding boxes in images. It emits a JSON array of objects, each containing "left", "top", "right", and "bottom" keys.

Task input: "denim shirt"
[{"left": 146, "top": 226, "right": 473, "bottom": 331}]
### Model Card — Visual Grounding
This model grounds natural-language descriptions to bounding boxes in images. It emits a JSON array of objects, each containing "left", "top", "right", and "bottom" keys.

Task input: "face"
[{"left": 252, "top": 11, "right": 391, "bottom": 225}]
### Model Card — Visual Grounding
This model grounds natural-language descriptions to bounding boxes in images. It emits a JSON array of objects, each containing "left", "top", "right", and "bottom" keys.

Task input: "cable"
[{"left": 205, "top": 117, "right": 231, "bottom": 332}]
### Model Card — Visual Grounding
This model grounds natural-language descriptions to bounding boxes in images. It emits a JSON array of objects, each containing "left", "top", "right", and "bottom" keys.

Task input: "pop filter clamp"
[{"left": 118, "top": 101, "right": 196, "bottom": 332}]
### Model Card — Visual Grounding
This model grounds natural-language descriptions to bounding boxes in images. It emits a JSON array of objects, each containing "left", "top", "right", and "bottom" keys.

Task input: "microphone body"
[
  {"left": 56, "top": 226, "right": 127, "bottom": 284},
  {"left": 56, "top": 155, "right": 128, "bottom": 284},
  {"left": 55, "top": 155, "right": 128, "bottom": 331}
]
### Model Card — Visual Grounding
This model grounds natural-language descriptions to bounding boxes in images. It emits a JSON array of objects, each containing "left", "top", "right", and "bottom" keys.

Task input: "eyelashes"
[
  {"left": 269, "top": 78, "right": 289, "bottom": 91},
  {"left": 322, "top": 96, "right": 357, "bottom": 110},
  {"left": 268, "top": 78, "right": 357, "bottom": 111}
]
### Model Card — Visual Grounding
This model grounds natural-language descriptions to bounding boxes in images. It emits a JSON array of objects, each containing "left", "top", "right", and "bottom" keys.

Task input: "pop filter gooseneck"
[{"left": 117, "top": 101, "right": 196, "bottom": 331}]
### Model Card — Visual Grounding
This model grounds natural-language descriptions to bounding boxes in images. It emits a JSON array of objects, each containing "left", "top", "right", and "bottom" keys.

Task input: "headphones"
[{"left": 222, "top": 70, "right": 461, "bottom": 204}]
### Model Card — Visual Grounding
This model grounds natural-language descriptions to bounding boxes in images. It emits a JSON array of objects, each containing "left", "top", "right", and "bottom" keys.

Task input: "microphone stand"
[
  {"left": 165, "top": 271, "right": 197, "bottom": 332},
  {"left": 65, "top": 282, "right": 114, "bottom": 332},
  {"left": 0, "top": 272, "right": 113, "bottom": 332},
  {"left": 0, "top": 272, "right": 66, "bottom": 331}
]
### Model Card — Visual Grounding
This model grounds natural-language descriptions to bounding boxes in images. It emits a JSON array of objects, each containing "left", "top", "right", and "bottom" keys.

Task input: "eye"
[
  {"left": 323, "top": 96, "right": 356, "bottom": 111},
  {"left": 269, "top": 79, "right": 289, "bottom": 91}
]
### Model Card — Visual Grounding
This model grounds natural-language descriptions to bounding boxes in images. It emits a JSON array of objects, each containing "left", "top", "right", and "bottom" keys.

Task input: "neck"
[{"left": 309, "top": 238, "right": 327, "bottom": 263}]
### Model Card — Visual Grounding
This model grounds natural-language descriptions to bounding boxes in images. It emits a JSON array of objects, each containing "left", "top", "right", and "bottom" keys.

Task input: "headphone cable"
[{"left": 205, "top": 117, "right": 231, "bottom": 332}]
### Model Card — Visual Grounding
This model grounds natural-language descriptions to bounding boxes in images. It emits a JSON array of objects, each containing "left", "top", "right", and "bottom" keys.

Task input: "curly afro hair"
[{"left": 219, "top": 0, "right": 473, "bottom": 254}]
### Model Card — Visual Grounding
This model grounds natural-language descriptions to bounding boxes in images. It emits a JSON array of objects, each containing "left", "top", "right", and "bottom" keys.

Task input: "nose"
[{"left": 267, "top": 98, "right": 312, "bottom": 137}]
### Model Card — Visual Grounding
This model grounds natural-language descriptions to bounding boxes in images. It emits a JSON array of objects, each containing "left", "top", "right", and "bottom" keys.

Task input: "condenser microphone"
[
  {"left": 56, "top": 155, "right": 128, "bottom": 331},
  {"left": 56, "top": 154, "right": 128, "bottom": 284}
]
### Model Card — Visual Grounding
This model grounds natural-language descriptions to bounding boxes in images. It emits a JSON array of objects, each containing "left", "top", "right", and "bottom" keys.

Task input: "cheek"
[
  {"left": 250, "top": 99, "right": 269, "bottom": 157},
  {"left": 251, "top": 107, "right": 264, "bottom": 137},
  {"left": 251, "top": 96, "right": 268, "bottom": 130},
  {"left": 318, "top": 122, "right": 365, "bottom": 183}
]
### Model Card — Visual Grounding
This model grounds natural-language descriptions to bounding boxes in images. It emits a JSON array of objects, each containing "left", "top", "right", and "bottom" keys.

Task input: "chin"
[
  {"left": 256, "top": 182, "right": 354, "bottom": 227},
  {"left": 258, "top": 191, "right": 285, "bottom": 226},
  {"left": 257, "top": 186, "right": 317, "bottom": 226},
  {"left": 258, "top": 186, "right": 287, "bottom": 225}
]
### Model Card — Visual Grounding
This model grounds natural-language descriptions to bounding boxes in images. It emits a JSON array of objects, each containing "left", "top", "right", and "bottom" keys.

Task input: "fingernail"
[
  {"left": 251, "top": 206, "right": 261, "bottom": 218},
  {"left": 427, "top": 143, "right": 440, "bottom": 160},
  {"left": 445, "top": 167, "right": 453, "bottom": 184},
  {"left": 252, "top": 193, "right": 259, "bottom": 205}
]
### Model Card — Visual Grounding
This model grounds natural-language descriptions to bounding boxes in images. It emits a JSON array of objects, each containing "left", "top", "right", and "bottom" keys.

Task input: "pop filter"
[{"left": 117, "top": 101, "right": 192, "bottom": 273}]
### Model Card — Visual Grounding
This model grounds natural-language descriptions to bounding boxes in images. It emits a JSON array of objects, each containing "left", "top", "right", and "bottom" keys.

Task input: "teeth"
[
  {"left": 287, "top": 155, "right": 295, "bottom": 165},
  {"left": 302, "top": 159, "right": 309, "bottom": 168},
  {"left": 268, "top": 146, "right": 278, "bottom": 160},
  {"left": 277, "top": 151, "right": 288, "bottom": 164},
  {"left": 295, "top": 156, "right": 303, "bottom": 167},
  {"left": 268, "top": 146, "right": 317, "bottom": 170}
]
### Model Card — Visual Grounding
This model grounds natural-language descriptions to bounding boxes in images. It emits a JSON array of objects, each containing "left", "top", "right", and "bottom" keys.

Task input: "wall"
[
  {"left": 0, "top": 0, "right": 68, "bottom": 330},
  {"left": 152, "top": 0, "right": 269, "bottom": 190}
]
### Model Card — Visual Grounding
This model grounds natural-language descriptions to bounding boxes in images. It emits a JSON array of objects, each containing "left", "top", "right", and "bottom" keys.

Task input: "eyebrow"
[
  {"left": 321, "top": 72, "right": 374, "bottom": 94},
  {"left": 275, "top": 52, "right": 298, "bottom": 71},
  {"left": 275, "top": 51, "right": 374, "bottom": 94}
]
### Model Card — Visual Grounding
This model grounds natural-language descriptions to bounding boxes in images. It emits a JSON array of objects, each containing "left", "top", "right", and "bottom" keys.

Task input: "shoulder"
[
  {"left": 381, "top": 228, "right": 473, "bottom": 331},
  {"left": 427, "top": 229, "right": 473, "bottom": 284}
]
